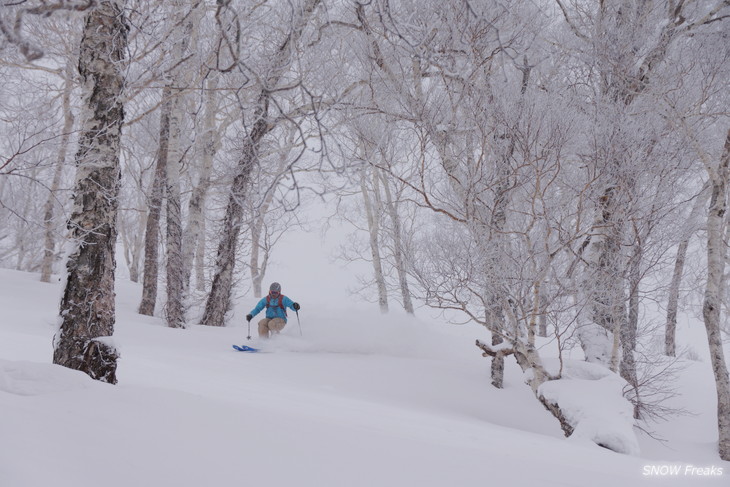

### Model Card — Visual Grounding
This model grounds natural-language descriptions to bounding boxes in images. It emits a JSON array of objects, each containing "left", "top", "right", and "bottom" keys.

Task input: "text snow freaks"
[{"left": 642, "top": 464, "right": 724, "bottom": 477}]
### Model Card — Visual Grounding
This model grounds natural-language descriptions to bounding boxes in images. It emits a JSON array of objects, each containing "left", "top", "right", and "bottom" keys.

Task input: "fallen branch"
[{"left": 476, "top": 339, "right": 515, "bottom": 358}]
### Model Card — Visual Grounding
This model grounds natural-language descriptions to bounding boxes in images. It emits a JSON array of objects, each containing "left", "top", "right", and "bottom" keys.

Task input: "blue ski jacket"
[{"left": 249, "top": 294, "right": 297, "bottom": 322}]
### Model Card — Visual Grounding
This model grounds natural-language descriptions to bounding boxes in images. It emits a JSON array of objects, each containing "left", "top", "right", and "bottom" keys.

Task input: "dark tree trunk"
[
  {"left": 201, "top": 128, "right": 265, "bottom": 326},
  {"left": 53, "top": 0, "right": 128, "bottom": 384},
  {"left": 138, "top": 86, "right": 172, "bottom": 316}
]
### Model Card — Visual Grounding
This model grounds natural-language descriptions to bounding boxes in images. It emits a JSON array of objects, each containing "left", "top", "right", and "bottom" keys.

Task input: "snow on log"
[{"left": 538, "top": 360, "right": 640, "bottom": 455}]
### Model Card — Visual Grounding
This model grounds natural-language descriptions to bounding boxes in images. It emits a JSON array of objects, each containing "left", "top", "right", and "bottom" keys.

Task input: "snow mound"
[
  {"left": 0, "top": 359, "right": 94, "bottom": 396},
  {"left": 538, "top": 360, "right": 640, "bottom": 456}
]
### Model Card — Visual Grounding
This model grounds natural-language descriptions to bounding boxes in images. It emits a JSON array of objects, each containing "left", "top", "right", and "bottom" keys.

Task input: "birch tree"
[
  {"left": 353, "top": 0, "right": 548, "bottom": 386},
  {"left": 183, "top": 74, "right": 228, "bottom": 293},
  {"left": 40, "top": 58, "right": 75, "bottom": 283},
  {"left": 665, "top": 184, "right": 709, "bottom": 356},
  {"left": 163, "top": 0, "right": 203, "bottom": 329},
  {"left": 701, "top": 129, "right": 730, "bottom": 460},
  {"left": 377, "top": 164, "right": 414, "bottom": 315},
  {"left": 351, "top": 0, "right": 585, "bottom": 434},
  {"left": 328, "top": 117, "right": 417, "bottom": 314},
  {"left": 52, "top": 0, "right": 128, "bottom": 384},
  {"left": 359, "top": 159, "right": 389, "bottom": 313},
  {"left": 556, "top": 0, "right": 730, "bottom": 370}
]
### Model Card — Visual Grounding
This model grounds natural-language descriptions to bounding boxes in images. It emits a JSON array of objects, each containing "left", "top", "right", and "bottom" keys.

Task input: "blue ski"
[{"left": 232, "top": 344, "right": 260, "bottom": 353}]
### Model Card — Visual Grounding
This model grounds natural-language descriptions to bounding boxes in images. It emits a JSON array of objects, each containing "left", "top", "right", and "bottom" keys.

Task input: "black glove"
[
  {"left": 246, "top": 314, "right": 253, "bottom": 322},
  {"left": 293, "top": 302, "right": 300, "bottom": 311}
]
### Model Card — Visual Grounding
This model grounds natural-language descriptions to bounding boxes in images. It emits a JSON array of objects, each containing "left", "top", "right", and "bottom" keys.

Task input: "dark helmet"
[{"left": 269, "top": 282, "right": 281, "bottom": 294}]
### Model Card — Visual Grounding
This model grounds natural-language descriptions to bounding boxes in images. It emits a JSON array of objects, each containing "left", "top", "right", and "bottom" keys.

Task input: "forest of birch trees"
[{"left": 0, "top": 0, "right": 728, "bottom": 459}]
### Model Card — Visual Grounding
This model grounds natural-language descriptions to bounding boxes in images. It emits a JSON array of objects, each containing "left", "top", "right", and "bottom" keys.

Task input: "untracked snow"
[{"left": 0, "top": 268, "right": 727, "bottom": 487}]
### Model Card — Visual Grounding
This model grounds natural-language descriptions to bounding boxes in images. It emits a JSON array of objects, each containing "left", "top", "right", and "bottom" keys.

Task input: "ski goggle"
[{"left": 270, "top": 290, "right": 280, "bottom": 296}]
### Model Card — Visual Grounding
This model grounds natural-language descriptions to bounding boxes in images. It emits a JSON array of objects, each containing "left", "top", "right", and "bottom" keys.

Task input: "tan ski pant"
[{"left": 258, "top": 317, "right": 286, "bottom": 338}]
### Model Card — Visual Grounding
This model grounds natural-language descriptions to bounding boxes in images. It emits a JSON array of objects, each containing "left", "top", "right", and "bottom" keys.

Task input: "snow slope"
[{"left": 0, "top": 268, "right": 727, "bottom": 487}]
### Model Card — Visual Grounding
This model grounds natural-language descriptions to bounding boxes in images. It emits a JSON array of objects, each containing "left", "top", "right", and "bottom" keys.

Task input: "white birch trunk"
[
  {"left": 703, "top": 129, "right": 730, "bottom": 461},
  {"left": 578, "top": 186, "right": 626, "bottom": 371},
  {"left": 183, "top": 75, "right": 219, "bottom": 293},
  {"left": 163, "top": 69, "right": 186, "bottom": 320},
  {"left": 122, "top": 210, "right": 146, "bottom": 283},
  {"left": 538, "top": 292, "right": 548, "bottom": 337},
  {"left": 378, "top": 167, "right": 414, "bottom": 314},
  {"left": 14, "top": 172, "right": 37, "bottom": 271},
  {"left": 164, "top": 0, "right": 203, "bottom": 328},
  {"left": 476, "top": 339, "right": 572, "bottom": 436},
  {"left": 165, "top": 87, "right": 185, "bottom": 328},
  {"left": 479, "top": 62, "right": 529, "bottom": 388},
  {"left": 361, "top": 165, "right": 388, "bottom": 313},
  {"left": 53, "top": 0, "right": 127, "bottom": 384},
  {"left": 195, "top": 214, "right": 207, "bottom": 292},
  {"left": 41, "top": 60, "right": 74, "bottom": 283}
]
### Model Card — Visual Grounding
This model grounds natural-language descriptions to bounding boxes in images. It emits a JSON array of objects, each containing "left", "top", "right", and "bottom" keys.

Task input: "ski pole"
[
  {"left": 247, "top": 318, "right": 252, "bottom": 341},
  {"left": 296, "top": 310, "right": 302, "bottom": 336}
]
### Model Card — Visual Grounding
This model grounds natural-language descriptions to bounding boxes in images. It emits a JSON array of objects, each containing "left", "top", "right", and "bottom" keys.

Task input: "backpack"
[{"left": 265, "top": 294, "right": 287, "bottom": 316}]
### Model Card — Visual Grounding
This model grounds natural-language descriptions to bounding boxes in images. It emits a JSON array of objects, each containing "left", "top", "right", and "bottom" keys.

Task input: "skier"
[{"left": 246, "top": 282, "right": 300, "bottom": 338}]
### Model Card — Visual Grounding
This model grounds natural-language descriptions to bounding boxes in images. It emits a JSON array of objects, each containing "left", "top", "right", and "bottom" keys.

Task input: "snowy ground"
[{"left": 1, "top": 268, "right": 728, "bottom": 487}]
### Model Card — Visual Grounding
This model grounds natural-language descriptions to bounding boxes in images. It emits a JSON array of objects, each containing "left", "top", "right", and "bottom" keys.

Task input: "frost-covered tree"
[
  {"left": 347, "top": 0, "right": 585, "bottom": 436},
  {"left": 326, "top": 114, "right": 418, "bottom": 315},
  {"left": 553, "top": 0, "right": 730, "bottom": 421},
  {"left": 201, "top": 0, "right": 322, "bottom": 327},
  {"left": 702, "top": 129, "right": 730, "bottom": 460},
  {"left": 52, "top": 0, "right": 128, "bottom": 384}
]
